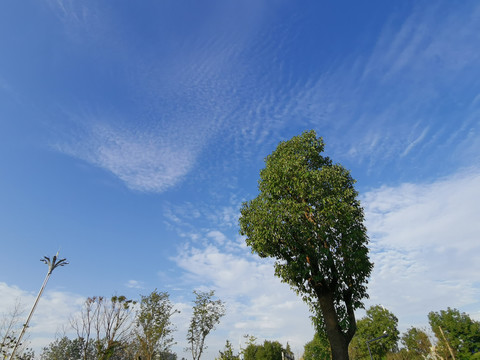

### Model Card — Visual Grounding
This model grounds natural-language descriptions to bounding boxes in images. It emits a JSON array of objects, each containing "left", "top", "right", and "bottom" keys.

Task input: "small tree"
[
  {"left": 241, "top": 335, "right": 258, "bottom": 360},
  {"left": 255, "top": 340, "right": 283, "bottom": 360},
  {"left": 216, "top": 340, "right": 239, "bottom": 360},
  {"left": 243, "top": 344, "right": 261, "bottom": 360},
  {"left": 134, "top": 290, "right": 179, "bottom": 360},
  {"left": 239, "top": 130, "right": 373, "bottom": 360},
  {"left": 186, "top": 290, "right": 226, "bottom": 360}
]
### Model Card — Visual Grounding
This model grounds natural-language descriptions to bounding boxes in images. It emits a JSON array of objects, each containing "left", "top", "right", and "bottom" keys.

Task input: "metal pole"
[
  {"left": 366, "top": 332, "right": 388, "bottom": 360},
  {"left": 367, "top": 341, "right": 373, "bottom": 360},
  {"left": 8, "top": 253, "right": 68, "bottom": 360},
  {"left": 439, "top": 326, "right": 456, "bottom": 360}
]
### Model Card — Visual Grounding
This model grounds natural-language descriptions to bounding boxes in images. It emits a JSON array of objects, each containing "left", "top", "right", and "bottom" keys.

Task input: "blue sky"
[{"left": 1, "top": 0, "right": 479, "bottom": 358}]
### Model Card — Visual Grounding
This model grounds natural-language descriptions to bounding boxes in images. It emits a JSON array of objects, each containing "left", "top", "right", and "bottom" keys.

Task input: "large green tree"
[
  {"left": 349, "top": 305, "right": 399, "bottom": 359},
  {"left": 134, "top": 290, "right": 178, "bottom": 360},
  {"left": 428, "top": 308, "right": 480, "bottom": 360},
  {"left": 186, "top": 290, "right": 226, "bottom": 360},
  {"left": 239, "top": 130, "right": 373, "bottom": 360}
]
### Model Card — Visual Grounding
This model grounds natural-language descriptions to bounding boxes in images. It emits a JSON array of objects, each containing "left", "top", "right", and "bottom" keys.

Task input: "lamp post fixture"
[
  {"left": 366, "top": 332, "right": 388, "bottom": 360},
  {"left": 8, "top": 253, "right": 68, "bottom": 360}
]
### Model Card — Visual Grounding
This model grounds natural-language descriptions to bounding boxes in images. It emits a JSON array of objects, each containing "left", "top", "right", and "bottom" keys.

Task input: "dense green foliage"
[
  {"left": 186, "top": 290, "right": 226, "bottom": 360},
  {"left": 349, "top": 305, "right": 399, "bottom": 359},
  {"left": 243, "top": 340, "right": 284, "bottom": 360},
  {"left": 301, "top": 307, "right": 480, "bottom": 360},
  {"left": 429, "top": 308, "right": 480, "bottom": 360},
  {"left": 400, "top": 327, "right": 431, "bottom": 359},
  {"left": 302, "top": 331, "right": 331, "bottom": 360},
  {"left": 239, "top": 130, "right": 373, "bottom": 360},
  {"left": 40, "top": 337, "right": 94, "bottom": 360}
]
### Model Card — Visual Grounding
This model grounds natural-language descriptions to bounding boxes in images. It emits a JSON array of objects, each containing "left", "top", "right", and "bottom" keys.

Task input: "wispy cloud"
[
  {"left": 56, "top": 121, "right": 199, "bottom": 192},
  {"left": 45, "top": 0, "right": 118, "bottom": 46},
  {"left": 35, "top": 0, "right": 480, "bottom": 192},
  {"left": 46, "top": 1, "right": 276, "bottom": 193},
  {"left": 401, "top": 126, "right": 429, "bottom": 157},
  {"left": 273, "top": 2, "right": 480, "bottom": 172}
]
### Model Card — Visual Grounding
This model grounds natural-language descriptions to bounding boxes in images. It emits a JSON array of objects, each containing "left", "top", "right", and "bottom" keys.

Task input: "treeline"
[
  {"left": 3, "top": 292, "right": 479, "bottom": 360},
  {"left": 1, "top": 289, "right": 225, "bottom": 360},
  {"left": 303, "top": 305, "right": 480, "bottom": 360}
]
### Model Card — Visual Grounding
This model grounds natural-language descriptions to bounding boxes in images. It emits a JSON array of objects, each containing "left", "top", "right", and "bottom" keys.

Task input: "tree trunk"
[{"left": 318, "top": 291, "right": 350, "bottom": 360}]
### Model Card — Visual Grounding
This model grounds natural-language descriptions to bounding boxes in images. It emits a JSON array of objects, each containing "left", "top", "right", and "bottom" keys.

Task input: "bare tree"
[
  {"left": 0, "top": 300, "right": 34, "bottom": 360},
  {"left": 71, "top": 295, "right": 136, "bottom": 360}
]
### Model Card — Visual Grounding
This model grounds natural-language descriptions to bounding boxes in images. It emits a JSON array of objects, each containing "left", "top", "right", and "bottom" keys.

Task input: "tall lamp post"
[
  {"left": 366, "top": 332, "right": 388, "bottom": 360},
  {"left": 8, "top": 253, "right": 68, "bottom": 360}
]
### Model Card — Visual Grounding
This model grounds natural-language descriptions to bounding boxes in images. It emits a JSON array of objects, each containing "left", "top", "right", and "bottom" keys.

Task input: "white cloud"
[
  {"left": 207, "top": 230, "right": 227, "bottom": 245},
  {"left": 363, "top": 169, "right": 480, "bottom": 328},
  {"left": 125, "top": 280, "right": 144, "bottom": 289}
]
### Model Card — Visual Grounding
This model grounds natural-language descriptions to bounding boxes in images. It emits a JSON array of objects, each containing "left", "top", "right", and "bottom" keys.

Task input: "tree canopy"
[
  {"left": 349, "top": 305, "right": 399, "bottom": 359},
  {"left": 239, "top": 130, "right": 373, "bottom": 360},
  {"left": 40, "top": 337, "right": 94, "bottom": 360},
  {"left": 243, "top": 340, "right": 285, "bottom": 360},
  {"left": 400, "top": 327, "right": 431, "bottom": 359},
  {"left": 216, "top": 340, "right": 240, "bottom": 360},
  {"left": 429, "top": 307, "right": 480, "bottom": 360}
]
